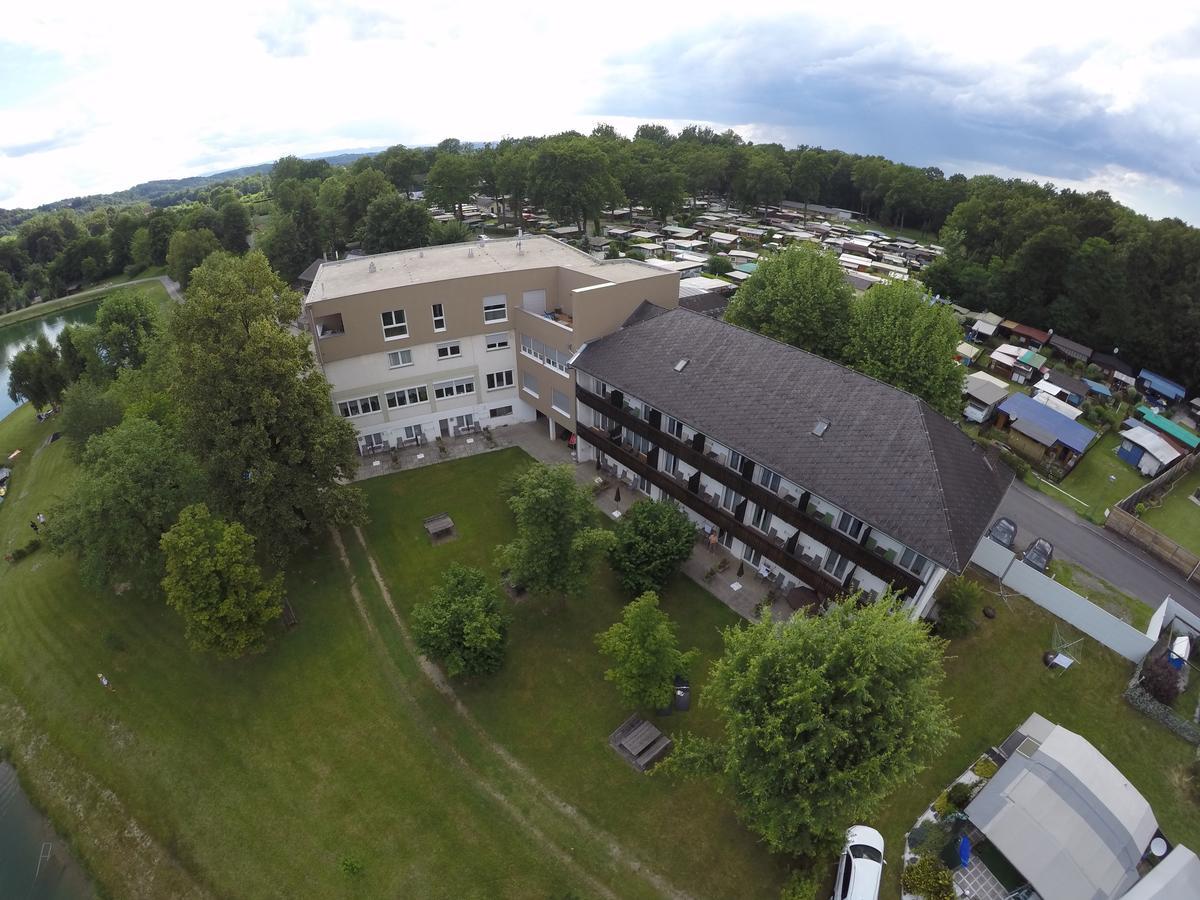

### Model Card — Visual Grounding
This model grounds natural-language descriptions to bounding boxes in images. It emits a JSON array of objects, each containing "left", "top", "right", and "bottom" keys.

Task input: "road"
[{"left": 995, "top": 479, "right": 1200, "bottom": 615}]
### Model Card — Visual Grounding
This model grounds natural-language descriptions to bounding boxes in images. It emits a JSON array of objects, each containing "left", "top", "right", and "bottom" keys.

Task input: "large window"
[
  {"left": 758, "top": 467, "right": 782, "bottom": 492},
  {"left": 381, "top": 309, "right": 407, "bottom": 340},
  {"left": 899, "top": 548, "right": 929, "bottom": 577},
  {"left": 359, "top": 432, "right": 385, "bottom": 451},
  {"left": 823, "top": 550, "right": 850, "bottom": 579},
  {"left": 836, "top": 511, "right": 864, "bottom": 540},
  {"left": 552, "top": 389, "right": 571, "bottom": 415},
  {"left": 520, "top": 333, "right": 571, "bottom": 373},
  {"left": 483, "top": 294, "right": 508, "bottom": 323},
  {"left": 433, "top": 378, "right": 475, "bottom": 399},
  {"left": 489, "top": 405, "right": 513, "bottom": 419},
  {"left": 486, "top": 370, "right": 514, "bottom": 391},
  {"left": 387, "top": 349, "right": 413, "bottom": 369},
  {"left": 338, "top": 395, "right": 381, "bottom": 418},
  {"left": 721, "top": 484, "right": 742, "bottom": 512},
  {"left": 385, "top": 386, "right": 428, "bottom": 408},
  {"left": 728, "top": 450, "right": 745, "bottom": 472},
  {"left": 432, "top": 303, "right": 446, "bottom": 332},
  {"left": 403, "top": 423, "right": 424, "bottom": 441},
  {"left": 521, "top": 370, "right": 539, "bottom": 398},
  {"left": 751, "top": 504, "right": 772, "bottom": 533},
  {"left": 485, "top": 332, "right": 510, "bottom": 351},
  {"left": 436, "top": 341, "right": 462, "bottom": 360}
]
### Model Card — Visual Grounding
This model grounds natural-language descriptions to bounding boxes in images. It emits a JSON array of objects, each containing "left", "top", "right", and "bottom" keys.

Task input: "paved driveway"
[{"left": 994, "top": 480, "right": 1200, "bottom": 616}]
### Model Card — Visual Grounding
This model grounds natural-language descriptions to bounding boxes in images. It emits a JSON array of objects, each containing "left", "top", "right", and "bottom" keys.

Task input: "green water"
[
  {"left": 0, "top": 300, "right": 102, "bottom": 420},
  {"left": 0, "top": 762, "right": 94, "bottom": 899}
]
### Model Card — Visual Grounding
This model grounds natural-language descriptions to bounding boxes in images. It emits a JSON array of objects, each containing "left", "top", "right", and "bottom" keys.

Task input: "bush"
[
  {"left": 902, "top": 856, "right": 956, "bottom": 900},
  {"left": 909, "top": 819, "right": 953, "bottom": 854},
  {"left": 1142, "top": 654, "right": 1182, "bottom": 704},
  {"left": 971, "top": 757, "right": 998, "bottom": 779},
  {"left": 779, "top": 869, "right": 820, "bottom": 900},
  {"left": 7, "top": 538, "right": 41, "bottom": 563},
  {"left": 609, "top": 499, "right": 696, "bottom": 595},
  {"left": 932, "top": 790, "right": 952, "bottom": 818},
  {"left": 948, "top": 781, "right": 973, "bottom": 810},
  {"left": 999, "top": 448, "right": 1030, "bottom": 479},
  {"left": 412, "top": 564, "right": 509, "bottom": 678},
  {"left": 705, "top": 254, "right": 733, "bottom": 275},
  {"left": 935, "top": 576, "right": 983, "bottom": 638},
  {"left": 339, "top": 855, "right": 363, "bottom": 877},
  {"left": 1135, "top": 502, "right": 1148, "bottom": 518}
]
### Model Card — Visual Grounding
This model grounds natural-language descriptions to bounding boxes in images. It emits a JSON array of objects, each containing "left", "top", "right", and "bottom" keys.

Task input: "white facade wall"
[{"left": 328, "top": 330, "right": 535, "bottom": 449}]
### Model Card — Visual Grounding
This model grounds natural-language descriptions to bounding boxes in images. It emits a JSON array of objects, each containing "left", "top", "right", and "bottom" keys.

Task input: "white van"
[{"left": 831, "top": 825, "right": 884, "bottom": 900}]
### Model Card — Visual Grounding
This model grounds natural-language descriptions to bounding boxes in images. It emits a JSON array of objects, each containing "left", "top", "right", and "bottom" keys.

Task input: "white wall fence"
[{"left": 970, "top": 539, "right": 1160, "bottom": 663}]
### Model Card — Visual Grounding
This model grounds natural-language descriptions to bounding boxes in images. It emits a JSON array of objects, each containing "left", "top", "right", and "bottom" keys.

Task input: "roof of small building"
[
  {"left": 1000, "top": 392, "right": 1097, "bottom": 453},
  {"left": 1137, "top": 406, "right": 1200, "bottom": 449},
  {"left": 1018, "top": 349, "right": 1048, "bottom": 368},
  {"left": 1083, "top": 378, "right": 1112, "bottom": 397},
  {"left": 1091, "top": 351, "right": 1134, "bottom": 377},
  {"left": 1050, "top": 334, "right": 1094, "bottom": 359},
  {"left": 1044, "top": 368, "right": 1090, "bottom": 398},
  {"left": 957, "top": 342, "right": 983, "bottom": 360},
  {"left": 964, "top": 371, "right": 1009, "bottom": 406},
  {"left": 1007, "top": 322, "right": 1052, "bottom": 343},
  {"left": 972, "top": 319, "right": 999, "bottom": 336},
  {"left": 968, "top": 714, "right": 1157, "bottom": 900},
  {"left": 1138, "top": 369, "right": 1187, "bottom": 401},
  {"left": 574, "top": 308, "right": 1012, "bottom": 571},
  {"left": 1120, "top": 425, "right": 1182, "bottom": 465}
]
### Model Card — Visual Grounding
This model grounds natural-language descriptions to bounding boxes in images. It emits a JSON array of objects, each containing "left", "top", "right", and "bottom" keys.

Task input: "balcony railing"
[{"left": 578, "top": 385, "right": 922, "bottom": 596}]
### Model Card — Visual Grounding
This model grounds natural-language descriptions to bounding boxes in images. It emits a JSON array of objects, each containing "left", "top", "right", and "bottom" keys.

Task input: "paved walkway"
[
  {"left": 353, "top": 420, "right": 781, "bottom": 621},
  {"left": 953, "top": 853, "right": 1011, "bottom": 900}
]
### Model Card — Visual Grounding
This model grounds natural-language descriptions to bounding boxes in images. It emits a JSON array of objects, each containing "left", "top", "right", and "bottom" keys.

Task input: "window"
[
  {"left": 403, "top": 423, "right": 424, "bottom": 441},
  {"left": 721, "top": 485, "right": 742, "bottom": 512},
  {"left": 522, "top": 371, "right": 539, "bottom": 397},
  {"left": 386, "top": 349, "right": 413, "bottom": 368},
  {"left": 728, "top": 450, "right": 745, "bottom": 473},
  {"left": 522, "top": 289, "right": 547, "bottom": 315},
  {"left": 660, "top": 452, "right": 677, "bottom": 476},
  {"left": 489, "top": 405, "right": 513, "bottom": 419},
  {"left": 552, "top": 389, "right": 570, "bottom": 415},
  {"left": 628, "top": 431, "right": 652, "bottom": 454},
  {"left": 432, "top": 303, "right": 446, "bottom": 332},
  {"left": 751, "top": 504, "right": 772, "bottom": 533},
  {"left": 485, "top": 332, "right": 510, "bottom": 351},
  {"left": 433, "top": 378, "right": 475, "bottom": 399},
  {"left": 486, "top": 370, "right": 514, "bottom": 391},
  {"left": 520, "top": 333, "right": 571, "bottom": 373},
  {"left": 359, "top": 432, "right": 384, "bottom": 451},
  {"left": 436, "top": 341, "right": 462, "bottom": 360},
  {"left": 381, "top": 309, "right": 407, "bottom": 340},
  {"left": 741, "top": 544, "right": 762, "bottom": 567},
  {"left": 665, "top": 416, "right": 683, "bottom": 438},
  {"left": 385, "top": 386, "right": 428, "bottom": 408},
  {"left": 823, "top": 550, "right": 850, "bottom": 579},
  {"left": 899, "top": 548, "right": 929, "bottom": 577},
  {"left": 337, "top": 395, "right": 381, "bottom": 418},
  {"left": 758, "top": 467, "right": 782, "bottom": 492},
  {"left": 483, "top": 294, "right": 508, "bottom": 323},
  {"left": 836, "top": 511, "right": 864, "bottom": 540}
]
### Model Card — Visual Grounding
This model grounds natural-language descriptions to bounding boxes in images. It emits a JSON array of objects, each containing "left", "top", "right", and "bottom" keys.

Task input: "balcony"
[
  {"left": 314, "top": 313, "right": 345, "bottom": 339},
  {"left": 578, "top": 385, "right": 922, "bottom": 596}
]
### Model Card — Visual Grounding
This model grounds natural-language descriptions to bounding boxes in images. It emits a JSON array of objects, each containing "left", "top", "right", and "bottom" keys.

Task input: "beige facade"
[{"left": 306, "top": 236, "right": 679, "bottom": 448}]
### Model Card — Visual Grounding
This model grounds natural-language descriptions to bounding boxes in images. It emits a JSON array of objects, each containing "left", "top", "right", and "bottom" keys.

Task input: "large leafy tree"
[
  {"left": 529, "top": 136, "right": 621, "bottom": 234},
  {"left": 43, "top": 417, "right": 204, "bottom": 587},
  {"left": 426, "top": 154, "right": 478, "bottom": 220},
  {"left": 93, "top": 287, "right": 160, "bottom": 372},
  {"left": 496, "top": 463, "right": 615, "bottom": 598},
  {"left": 6, "top": 334, "right": 66, "bottom": 408},
  {"left": 412, "top": 563, "right": 509, "bottom": 678},
  {"left": 361, "top": 194, "right": 433, "bottom": 253},
  {"left": 217, "top": 200, "right": 251, "bottom": 254},
  {"left": 668, "top": 593, "right": 954, "bottom": 857},
  {"left": 844, "top": 280, "right": 964, "bottom": 418},
  {"left": 169, "top": 251, "right": 364, "bottom": 563},
  {"left": 596, "top": 591, "right": 698, "bottom": 710},
  {"left": 724, "top": 245, "right": 852, "bottom": 360},
  {"left": 160, "top": 503, "right": 284, "bottom": 657},
  {"left": 59, "top": 379, "right": 124, "bottom": 460},
  {"left": 609, "top": 499, "right": 696, "bottom": 595},
  {"left": 166, "top": 228, "right": 221, "bottom": 288}
]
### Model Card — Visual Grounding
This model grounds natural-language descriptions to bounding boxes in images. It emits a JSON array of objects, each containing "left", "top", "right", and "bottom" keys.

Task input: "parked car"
[
  {"left": 1022, "top": 537, "right": 1054, "bottom": 572},
  {"left": 832, "top": 825, "right": 884, "bottom": 900},
  {"left": 987, "top": 517, "right": 1017, "bottom": 549}
]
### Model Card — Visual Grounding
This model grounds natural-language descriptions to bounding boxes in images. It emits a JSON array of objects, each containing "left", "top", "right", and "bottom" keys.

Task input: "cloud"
[{"left": 1, "top": 126, "right": 89, "bottom": 158}]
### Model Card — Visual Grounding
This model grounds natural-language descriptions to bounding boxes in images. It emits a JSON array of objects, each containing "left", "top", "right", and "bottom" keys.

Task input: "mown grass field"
[
  {"left": 1141, "top": 464, "right": 1200, "bottom": 556},
  {"left": 0, "top": 276, "right": 170, "bottom": 329}
]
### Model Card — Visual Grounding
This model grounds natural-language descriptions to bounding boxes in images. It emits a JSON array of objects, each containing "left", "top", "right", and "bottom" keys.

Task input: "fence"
[
  {"left": 1104, "top": 453, "right": 1200, "bottom": 582},
  {"left": 970, "top": 539, "right": 1156, "bottom": 662}
]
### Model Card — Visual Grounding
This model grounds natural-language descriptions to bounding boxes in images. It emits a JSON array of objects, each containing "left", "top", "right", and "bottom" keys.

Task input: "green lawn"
[
  {"left": 1059, "top": 431, "right": 1148, "bottom": 523},
  {"left": 88, "top": 265, "right": 168, "bottom": 290},
  {"left": 872, "top": 580, "right": 1200, "bottom": 897},
  {"left": 0, "top": 279, "right": 171, "bottom": 329},
  {"left": 1141, "top": 465, "right": 1200, "bottom": 556},
  {"left": 0, "top": 412, "right": 789, "bottom": 899}
]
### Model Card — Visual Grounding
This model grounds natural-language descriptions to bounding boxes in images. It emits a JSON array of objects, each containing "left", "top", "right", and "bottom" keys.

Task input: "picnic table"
[
  {"left": 422, "top": 513, "right": 455, "bottom": 541},
  {"left": 609, "top": 715, "right": 673, "bottom": 772}
]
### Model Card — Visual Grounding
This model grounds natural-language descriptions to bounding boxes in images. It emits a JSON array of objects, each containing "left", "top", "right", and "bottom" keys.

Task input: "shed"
[
  {"left": 956, "top": 342, "right": 983, "bottom": 365},
  {"left": 1006, "top": 321, "right": 1051, "bottom": 346},
  {"left": 1091, "top": 351, "right": 1134, "bottom": 379},
  {"left": 1083, "top": 378, "right": 1112, "bottom": 399},
  {"left": 989, "top": 343, "right": 1023, "bottom": 377},
  {"left": 1138, "top": 369, "right": 1186, "bottom": 403},
  {"left": 963, "top": 371, "right": 1009, "bottom": 424},
  {"left": 1049, "top": 334, "right": 1093, "bottom": 363},
  {"left": 998, "top": 392, "right": 1096, "bottom": 459},
  {"left": 1136, "top": 406, "right": 1200, "bottom": 451},
  {"left": 1012, "top": 349, "right": 1048, "bottom": 385},
  {"left": 970, "top": 319, "right": 999, "bottom": 339},
  {"left": 708, "top": 232, "right": 739, "bottom": 247},
  {"left": 1033, "top": 391, "right": 1084, "bottom": 421},
  {"left": 1038, "top": 369, "right": 1089, "bottom": 406},
  {"left": 1118, "top": 425, "right": 1181, "bottom": 476}
]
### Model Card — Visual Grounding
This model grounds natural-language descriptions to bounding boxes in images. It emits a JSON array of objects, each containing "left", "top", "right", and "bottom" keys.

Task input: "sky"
[{"left": 2, "top": 1, "right": 1199, "bottom": 222}]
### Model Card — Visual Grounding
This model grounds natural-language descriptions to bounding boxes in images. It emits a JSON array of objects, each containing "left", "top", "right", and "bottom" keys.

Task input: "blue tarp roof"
[
  {"left": 1138, "top": 369, "right": 1186, "bottom": 400},
  {"left": 1000, "top": 392, "right": 1097, "bottom": 454},
  {"left": 1083, "top": 378, "right": 1112, "bottom": 397}
]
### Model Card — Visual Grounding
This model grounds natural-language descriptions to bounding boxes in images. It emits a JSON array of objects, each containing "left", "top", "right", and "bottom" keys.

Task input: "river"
[
  {"left": 0, "top": 762, "right": 94, "bottom": 899},
  {"left": 0, "top": 300, "right": 103, "bottom": 421}
]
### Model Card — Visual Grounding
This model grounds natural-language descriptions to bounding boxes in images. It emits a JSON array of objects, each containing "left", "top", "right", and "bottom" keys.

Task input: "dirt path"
[{"left": 348, "top": 526, "right": 693, "bottom": 900}]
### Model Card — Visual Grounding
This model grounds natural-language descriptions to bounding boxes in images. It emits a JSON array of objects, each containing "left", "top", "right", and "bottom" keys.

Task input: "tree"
[
  {"left": 159, "top": 503, "right": 284, "bottom": 657},
  {"left": 43, "top": 417, "right": 204, "bottom": 587},
  {"left": 361, "top": 194, "right": 433, "bottom": 253},
  {"left": 596, "top": 591, "right": 698, "bottom": 709},
  {"left": 724, "top": 245, "right": 852, "bottom": 359},
  {"left": 169, "top": 251, "right": 364, "bottom": 562},
  {"left": 741, "top": 152, "right": 790, "bottom": 214},
  {"left": 844, "top": 281, "right": 964, "bottom": 417},
  {"left": 609, "top": 499, "right": 696, "bottom": 595},
  {"left": 933, "top": 576, "right": 984, "bottom": 638},
  {"left": 426, "top": 154, "right": 478, "bottom": 219},
  {"left": 791, "top": 150, "right": 832, "bottom": 221},
  {"left": 666, "top": 593, "right": 954, "bottom": 857},
  {"left": 705, "top": 254, "right": 733, "bottom": 275},
  {"left": 94, "top": 287, "right": 160, "bottom": 372},
  {"left": 495, "top": 146, "right": 534, "bottom": 226},
  {"left": 428, "top": 219, "right": 473, "bottom": 245},
  {"left": 146, "top": 210, "right": 177, "bottom": 265},
  {"left": 218, "top": 201, "right": 251, "bottom": 254},
  {"left": 128, "top": 226, "right": 153, "bottom": 273},
  {"left": 6, "top": 334, "right": 66, "bottom": 408},
  {"left": 412, "top": 563, "right": 509, "bottom": 678},
  {"left": 496, "top": 463, "right": 615, "bottom": 598},
  {"left": 342, "top": 169, "right": 394, "bottom": 236},
  {"left": 166, "top": 228, "right": 221, "bottom": 289},
  {"left": 59, "top": 379, "right": 124, "bottom": 460},
  {"left": 529, "top": 136, "right": 621, "bottom": 234}
]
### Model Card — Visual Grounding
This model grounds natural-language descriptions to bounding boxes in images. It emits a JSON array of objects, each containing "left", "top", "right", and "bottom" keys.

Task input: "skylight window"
[
  {"left": 674, "top": 358, "right": 689, "bottom": 372},
  {"left": 812, "top": 418, "right": 831, "bottom": 437}
]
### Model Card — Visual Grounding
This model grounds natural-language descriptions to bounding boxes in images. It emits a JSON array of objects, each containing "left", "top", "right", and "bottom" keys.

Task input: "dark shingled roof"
[
  {"left": 1090, "top": 351, "right": 1134, "bottom": 377},
  {"left": 574, "top": 308, "right": 1012, "bottom": 571},
  {"left": 1043, "top": 368, "right": 1090, "bottom": 398},
  {"left": 678, "top": 291, "right": 730, "bottom": 318}
]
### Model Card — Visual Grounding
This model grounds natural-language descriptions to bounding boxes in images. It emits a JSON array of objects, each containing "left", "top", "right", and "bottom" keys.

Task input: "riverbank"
[{"left": 0, "top": 273, "right": 173, "bottom": 330}]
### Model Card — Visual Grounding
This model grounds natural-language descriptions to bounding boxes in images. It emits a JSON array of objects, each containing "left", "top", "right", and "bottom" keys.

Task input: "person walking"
[
  {"left": 36, "top": 512, "right": 45, "bottom": 525},
  {"left": 29, "top": 519, "right": 38, "bottom": 534}
]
